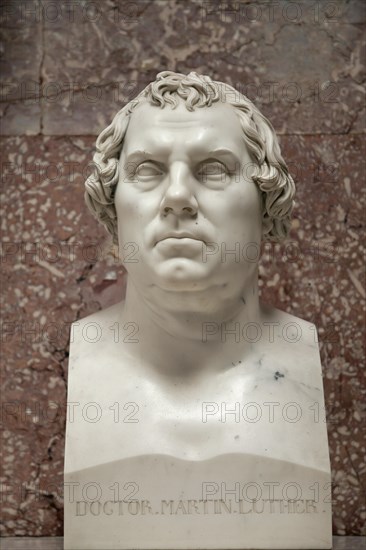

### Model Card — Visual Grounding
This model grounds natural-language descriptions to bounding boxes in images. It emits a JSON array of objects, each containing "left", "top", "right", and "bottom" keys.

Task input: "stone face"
[{"left": 0, "top": 0, "right": 365, "bottom": 540}]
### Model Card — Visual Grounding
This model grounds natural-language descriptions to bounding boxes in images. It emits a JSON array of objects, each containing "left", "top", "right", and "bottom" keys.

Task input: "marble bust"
[{"left": 64, "top": 71, "right": 332, "bottom": 549}]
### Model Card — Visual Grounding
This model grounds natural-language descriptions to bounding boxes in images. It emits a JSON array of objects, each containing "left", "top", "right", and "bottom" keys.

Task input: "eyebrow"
[
  {"left": 124, "top": 148, "right": 242, "bottom": 165},
  {"left": 124, "top": 150, "right": 154, "bottom": 164},
  {"left": 204, "top": 148, "right": 241, "bottom": 163}
]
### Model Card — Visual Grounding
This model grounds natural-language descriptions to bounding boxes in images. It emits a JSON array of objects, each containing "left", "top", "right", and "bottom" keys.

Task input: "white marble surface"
[
  {"left": 65, "top": 304, "right": 332, "bottom": 549},
  {"left": 66, "top": 303, "right": 331, "bottom": 469}
]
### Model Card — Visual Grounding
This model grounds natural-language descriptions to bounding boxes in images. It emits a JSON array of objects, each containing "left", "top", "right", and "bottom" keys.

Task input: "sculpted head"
[{"left": 85, "top": 71, "right": 295, "bottom": 294}]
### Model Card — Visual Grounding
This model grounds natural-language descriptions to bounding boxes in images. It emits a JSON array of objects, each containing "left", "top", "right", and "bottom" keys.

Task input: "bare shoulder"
[
  {"left": 71, "top": 301, "right": 124, "bottom": 331},
  {"left": 69, "top": 301, "right": 127, "bottom": 354},
  {"left": 258, "top": 303, "right": 323, "bottom": 388},
  {"left": 260, "top": 302, "right": 319, "bottom": 348},
  {"left": 67, "top": 300, "right": 137, "bottom": 384}
]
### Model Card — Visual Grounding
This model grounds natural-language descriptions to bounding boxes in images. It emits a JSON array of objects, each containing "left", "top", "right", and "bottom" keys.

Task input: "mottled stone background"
[{"left": 1, "top": 0, "right": 365, "bottom": 538}]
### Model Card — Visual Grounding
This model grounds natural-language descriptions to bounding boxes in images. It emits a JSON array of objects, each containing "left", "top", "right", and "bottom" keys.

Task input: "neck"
[{"left": 119, "top": 272, "right": 261, "bottom": 379}]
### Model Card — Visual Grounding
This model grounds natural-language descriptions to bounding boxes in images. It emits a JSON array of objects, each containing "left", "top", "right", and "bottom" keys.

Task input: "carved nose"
[
  {"left": 160, "top": 163, "right": 198, "bottom": 217},
  {"left": 162, "top": 205, "right": 196, "bottom": 217}
]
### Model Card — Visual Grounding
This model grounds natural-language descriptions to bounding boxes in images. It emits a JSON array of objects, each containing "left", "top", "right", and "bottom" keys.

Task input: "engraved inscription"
[{"left": 75, "top": 498, "right": 319, "bottom": 516}]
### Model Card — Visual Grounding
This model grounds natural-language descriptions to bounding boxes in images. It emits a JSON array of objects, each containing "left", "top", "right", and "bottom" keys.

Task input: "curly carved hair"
[{"left": 85, "top": 70, "right": 295, "bottom": 244}]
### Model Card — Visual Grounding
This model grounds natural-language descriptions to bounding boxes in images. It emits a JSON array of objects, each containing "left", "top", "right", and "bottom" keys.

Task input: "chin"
[{"left": 152, "top": 259, "right": 214, "bottom": 292}]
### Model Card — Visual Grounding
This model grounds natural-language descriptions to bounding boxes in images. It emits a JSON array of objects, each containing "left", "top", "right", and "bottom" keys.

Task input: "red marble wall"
[{"left": 1, "top": 0, "right": 365, "bottom": 537}]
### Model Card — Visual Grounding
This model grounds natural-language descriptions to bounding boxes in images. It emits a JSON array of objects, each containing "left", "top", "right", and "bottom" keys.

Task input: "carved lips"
[{"left": 154, "top": 231, "right": 207, "bottom": 246}]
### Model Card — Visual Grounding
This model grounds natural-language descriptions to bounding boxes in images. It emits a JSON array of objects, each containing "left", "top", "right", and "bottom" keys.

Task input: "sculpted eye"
[
  {"left": 196, "top": 161, "right": 231, "bottom": 186},
  {"left": 126, "top": 161, "right": 164, "bottom": 189},
  {"left": 135, "top": 162, "right": 164, "bottom": 178}
]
